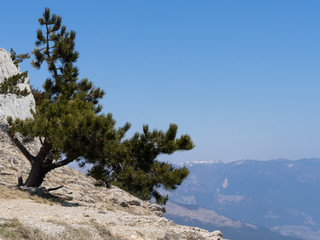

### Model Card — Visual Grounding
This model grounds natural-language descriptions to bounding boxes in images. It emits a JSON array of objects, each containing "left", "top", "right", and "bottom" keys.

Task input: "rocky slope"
[{"left": 0, "top": 48, "right": 225, "bottom": 240}]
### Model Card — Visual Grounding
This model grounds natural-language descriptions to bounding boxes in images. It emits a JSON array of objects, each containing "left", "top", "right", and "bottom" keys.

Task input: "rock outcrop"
[
  {"left": 0, "top": 48, "right": 225, "bottom": 240},
  {"left": 0, "top": 48, "right": 35, "bottom": 123}
]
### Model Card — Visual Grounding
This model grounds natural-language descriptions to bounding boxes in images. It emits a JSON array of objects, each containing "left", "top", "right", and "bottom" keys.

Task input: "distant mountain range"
[{"left": 164, "top": 158, "right": 320, "bottom": 240}]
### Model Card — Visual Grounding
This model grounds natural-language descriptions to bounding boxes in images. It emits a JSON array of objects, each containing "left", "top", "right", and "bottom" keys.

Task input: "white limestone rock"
[{"left": 0, "top": 48, "right": 35, "bottom": 123}]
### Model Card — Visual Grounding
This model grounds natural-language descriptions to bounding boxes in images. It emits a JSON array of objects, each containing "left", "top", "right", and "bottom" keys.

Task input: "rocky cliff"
[
  {"left": 0, "top": 48, "right": 225, "bottom": 240},
  {"left": 0, "top": 48, "right": 35, "bottom": 123}
]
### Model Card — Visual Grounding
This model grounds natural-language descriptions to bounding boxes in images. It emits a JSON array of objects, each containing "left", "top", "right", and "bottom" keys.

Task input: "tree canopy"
[
  {"left": 2, "top": 8, "right": 194, "bottom": 204},
  {"left": 89, "top": 124, "right": 193, "bottom": 204}
]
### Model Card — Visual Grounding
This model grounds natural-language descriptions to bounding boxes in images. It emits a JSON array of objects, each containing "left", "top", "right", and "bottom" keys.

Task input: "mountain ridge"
[{"left": 178, "top": 158, "right": 320, "bottom": 167}]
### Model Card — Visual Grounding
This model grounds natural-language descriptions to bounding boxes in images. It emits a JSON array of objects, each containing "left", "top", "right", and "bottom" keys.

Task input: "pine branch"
[
  {"left": 47, "top": 185, "right": 64, "bottom": 192},
  {"left": 45, "top": 157, "right": 76, "bottom": 171}
]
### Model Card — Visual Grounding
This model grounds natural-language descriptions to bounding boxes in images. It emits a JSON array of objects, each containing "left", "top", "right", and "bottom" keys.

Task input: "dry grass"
[
  {"left": 0, "top": 217, "right": 93, "bottom": 240},
  {"left": 0, "top": 186, "right": 30, "bottom": 200},
  {"left": 46, "top": 219, "right": 92, "bottom": 239},
  {"left": 59, "top": 225, "right": 92, "bottom": 240},
  {"left": 97, "top": 203, "right": 116, "bottom": 212},
  {"left": 0, "top": 186, "right": 68, "bottom": 206},
  {"left": 89, "top": 219, "right": 124, "bottom": 240},
  {"left": 0, "top": 218, "right": 53, "bottom": 240},
  {"left": 46, "top": 218, "right": 123, "bottom": 240}
]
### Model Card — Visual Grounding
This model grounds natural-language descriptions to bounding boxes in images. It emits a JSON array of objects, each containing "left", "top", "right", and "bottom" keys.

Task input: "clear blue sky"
[{"left": 1, "top": 1, "right": 320, "bottom": 162}]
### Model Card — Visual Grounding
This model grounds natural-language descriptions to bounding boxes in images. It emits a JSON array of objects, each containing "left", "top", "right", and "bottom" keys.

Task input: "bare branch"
[
  {"left": 10, "top": 157, "right": 24, "bottom": 186},
  {"left": 47, "top": 185, "right": 64, "bottom": 192}
]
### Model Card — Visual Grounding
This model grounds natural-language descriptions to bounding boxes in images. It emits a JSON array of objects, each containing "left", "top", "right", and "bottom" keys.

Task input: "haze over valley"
[{"left": 164, "top": 159, "right": 320, "bottom": 240}]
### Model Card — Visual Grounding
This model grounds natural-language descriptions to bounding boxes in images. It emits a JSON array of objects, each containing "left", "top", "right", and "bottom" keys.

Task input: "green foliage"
[
  {"left": 31, "top": 8, "right": 104, "bottom": 109},
  {"left": 10, "top": 48, "right": 30, "bottom": 68},
  {"left": 0, "top": 72, "right": 30, "bottom": 97},
  {"left": 0, "top": 49, "right": 30, "bottom": 97},
  {"left": 30, "top": 86, "right": 46, "bottom": 106},
  {"left": 89, "top": 124, "right": 194, "bottom": 205}
]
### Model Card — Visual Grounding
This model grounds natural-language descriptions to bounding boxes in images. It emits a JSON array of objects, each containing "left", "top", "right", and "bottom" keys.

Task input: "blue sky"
[{"left": 1, "top": 1, "right": 320, "bottom": 162}]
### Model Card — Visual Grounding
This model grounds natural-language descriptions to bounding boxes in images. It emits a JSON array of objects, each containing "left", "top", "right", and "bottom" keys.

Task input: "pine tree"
[
  {"left": 7, "top": 8, "right": 128, "bottom": 187},
  {"left": 5, "top": 8, "right": 194, "bottom": 206}
]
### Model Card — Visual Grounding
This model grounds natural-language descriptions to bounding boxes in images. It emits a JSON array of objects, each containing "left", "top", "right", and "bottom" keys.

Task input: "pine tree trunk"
[{"left": 24, "top": 163, "right": 47, "bottom": 187}]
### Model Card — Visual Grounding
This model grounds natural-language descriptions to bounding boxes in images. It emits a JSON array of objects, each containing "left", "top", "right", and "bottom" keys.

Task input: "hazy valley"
[{"left": 164, "top": 159, "right": 320, "bottom": 240}]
